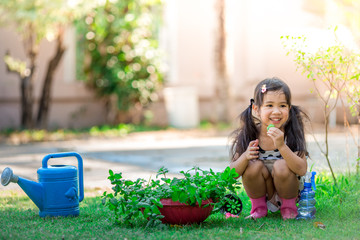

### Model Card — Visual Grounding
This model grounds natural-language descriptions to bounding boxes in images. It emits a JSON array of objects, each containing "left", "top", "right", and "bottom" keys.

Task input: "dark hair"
[{"left": 230, "top": 77, "right": 309, "bottom": 160}]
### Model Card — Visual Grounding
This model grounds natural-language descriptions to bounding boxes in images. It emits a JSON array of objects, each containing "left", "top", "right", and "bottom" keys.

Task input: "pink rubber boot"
[
  {"left": 280, "top": 197, "right": 298, "bottom": 220},
  {"left": 248, "top": 196, "right": 267, "bottom": 219}
]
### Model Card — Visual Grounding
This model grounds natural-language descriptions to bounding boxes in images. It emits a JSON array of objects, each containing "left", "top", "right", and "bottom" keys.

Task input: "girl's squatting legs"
[
  {"left": 272, "top": 159, "right": 299, "bottom": 219},
  {"left": 242, "top": 160, "right": 274, "bottom": 218}
]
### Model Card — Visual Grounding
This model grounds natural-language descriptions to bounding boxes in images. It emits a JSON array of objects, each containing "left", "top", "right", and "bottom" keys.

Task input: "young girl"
[{"left": 230, "top": 77, "right": 308, "bottom": 220}]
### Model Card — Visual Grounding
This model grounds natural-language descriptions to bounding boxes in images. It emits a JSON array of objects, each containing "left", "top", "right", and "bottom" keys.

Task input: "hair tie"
[{"left": 250, "top": 98, "right": 254, "bottom": 106}]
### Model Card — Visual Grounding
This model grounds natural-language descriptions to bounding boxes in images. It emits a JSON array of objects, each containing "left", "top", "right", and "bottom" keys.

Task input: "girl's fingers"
[
  {"left": 248, "top": 150, "right": 259, "bottom": 159},
  {"left": 249, "top": 139, "right": 259, "bottom": 147},
  {"left": 247, "top": 140, "right": 259, "bottom": 160}
]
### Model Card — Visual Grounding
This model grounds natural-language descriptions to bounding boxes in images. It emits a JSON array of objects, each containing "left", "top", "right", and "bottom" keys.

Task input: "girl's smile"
[{"left": 254, "top": 91, "right": 290, "bottom": 131}]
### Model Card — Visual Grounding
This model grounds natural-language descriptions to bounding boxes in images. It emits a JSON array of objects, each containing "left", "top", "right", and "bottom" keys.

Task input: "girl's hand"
[
  {"left": 267, "top": 127, "right": 285, "bottom": 149},
  {"left": 244, "top": 139, "right": 259, "bottom": 161}
]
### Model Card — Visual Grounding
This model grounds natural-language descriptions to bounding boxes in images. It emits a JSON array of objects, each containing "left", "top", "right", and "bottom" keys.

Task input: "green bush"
[{"left": 76, "top": 0, "right": 164, "bottom": 113}]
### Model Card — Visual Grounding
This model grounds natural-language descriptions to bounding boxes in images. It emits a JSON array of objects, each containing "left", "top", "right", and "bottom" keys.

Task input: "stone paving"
[{"left": 0, "top": 127, "right": 358, "bottom": 195}]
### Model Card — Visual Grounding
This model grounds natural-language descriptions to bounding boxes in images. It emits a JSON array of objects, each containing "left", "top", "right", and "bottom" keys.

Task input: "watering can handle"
[{"left": 42, "top": 152, "right": 84, "bottom": 202}]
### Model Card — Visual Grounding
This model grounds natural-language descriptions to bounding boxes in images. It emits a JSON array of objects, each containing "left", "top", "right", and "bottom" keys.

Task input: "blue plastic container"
[
  {"left": 296, "top": 171, "right": 316, "bottom": 220},
  {"left": 1, "top": 152, "right": 84, "bottom": 217}
]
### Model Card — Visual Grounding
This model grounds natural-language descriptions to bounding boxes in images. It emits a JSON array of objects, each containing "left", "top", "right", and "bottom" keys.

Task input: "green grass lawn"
[
  {"left": 1, "top": 173, "right": 359, "bottom": 240},
  {"left": 0, "top": 121, "right": 231, "bottom": 144}
]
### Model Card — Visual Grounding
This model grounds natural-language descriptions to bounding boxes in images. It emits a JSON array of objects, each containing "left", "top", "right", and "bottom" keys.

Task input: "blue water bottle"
[{"left": 296, "top": 171, "right": 316, "bottom": 220}]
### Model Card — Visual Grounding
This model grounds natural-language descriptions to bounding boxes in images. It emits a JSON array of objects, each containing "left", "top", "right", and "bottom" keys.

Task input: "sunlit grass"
[
  {"left": 1, "top": 173, "right": 359, "bottom": 239},
  {"left": 0, "top": 123, "right": 169, "bottom": 143},
  {"left": 0, "top": 121, "right": 233, "bottom": 144}
]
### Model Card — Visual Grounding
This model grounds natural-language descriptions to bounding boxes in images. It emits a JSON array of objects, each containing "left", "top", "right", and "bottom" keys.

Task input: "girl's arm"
[
  {"left": 230, "top": 139, "right": 259, "bottom": 178},
  {"left": 278, "top": 145, "right": 307, "bottom": 176},
  {"left": 267, "top": 128, "right": 307, "bottom": 176}
]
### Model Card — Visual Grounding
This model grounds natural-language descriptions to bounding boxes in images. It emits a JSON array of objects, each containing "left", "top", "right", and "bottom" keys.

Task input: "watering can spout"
[{"left": 1, "top": 167, "right": 44, "bottom": 210}]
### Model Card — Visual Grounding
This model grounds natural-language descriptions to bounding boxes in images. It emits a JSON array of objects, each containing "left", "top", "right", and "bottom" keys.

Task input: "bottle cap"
[
  {"left": 304, "top": 171, "right": 316, "bottom": 191},
  {"left": 267, "top": 124, "right": 275, "bottom": 131},
  {"left": 311, "top": 171, "right": 316, "bottom": 191}
]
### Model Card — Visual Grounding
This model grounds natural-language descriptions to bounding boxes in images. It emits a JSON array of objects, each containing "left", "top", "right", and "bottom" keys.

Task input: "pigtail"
[
  {"left": 285, "top": 105, "right": 309, "bottom": 158},
  {"left": 230, "top": 99, "right": 258, "bottom": 161}
]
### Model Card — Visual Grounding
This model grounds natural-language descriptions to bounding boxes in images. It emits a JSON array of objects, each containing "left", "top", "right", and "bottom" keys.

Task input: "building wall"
[
  {"left": 161, "top": 0, "right": 322, "bottom": 122},
  {"left": 0, "top": 0, "right": 356, "bottom": 130}
]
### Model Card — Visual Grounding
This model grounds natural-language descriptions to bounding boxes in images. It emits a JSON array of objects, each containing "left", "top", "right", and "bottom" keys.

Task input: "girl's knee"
[
  {"left": 243, "top": 161, "right": 267, "bottom": 180},
  {"left": 272, "top": 160, "right": 295, "bottom": 180}
]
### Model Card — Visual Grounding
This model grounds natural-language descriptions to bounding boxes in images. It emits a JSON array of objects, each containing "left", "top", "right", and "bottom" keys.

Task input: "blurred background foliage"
[
  {"left": 76, "top": 0, "right": 164, "bottom": 124},
  {"left": 0, "top": 0, "right": 98, "bottom": 129}
]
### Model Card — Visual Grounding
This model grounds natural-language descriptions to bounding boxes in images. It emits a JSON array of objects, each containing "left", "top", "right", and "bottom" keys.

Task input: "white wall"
[{"left": 0, "top": 0, "right": 356, "bottom": 129}]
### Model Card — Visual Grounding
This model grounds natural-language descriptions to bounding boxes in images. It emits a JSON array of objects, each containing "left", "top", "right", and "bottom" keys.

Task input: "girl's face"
[{"left": 253, "top": 90, "right": 290, "bottom": 131}]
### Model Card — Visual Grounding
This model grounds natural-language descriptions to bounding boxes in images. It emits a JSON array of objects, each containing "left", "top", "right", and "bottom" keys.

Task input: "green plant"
[
  {"left": 102, "top": 166, "right": 241, "bottom": 227},
  {"left": 76, "top": 0, "right": 164, "bottom": 123},
  {"left": 281, "top": 26, "right": 360, "bottom": 183}
]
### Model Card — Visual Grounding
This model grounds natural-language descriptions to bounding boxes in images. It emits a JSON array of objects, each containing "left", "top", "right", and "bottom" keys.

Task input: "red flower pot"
[{"left": 158, "top": 198, "right": 213, "bottom": 225}]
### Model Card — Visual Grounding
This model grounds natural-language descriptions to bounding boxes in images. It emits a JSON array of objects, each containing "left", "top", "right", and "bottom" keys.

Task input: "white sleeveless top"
[{"left": 258, "top": 146, "right": 283, "bottom": 161}]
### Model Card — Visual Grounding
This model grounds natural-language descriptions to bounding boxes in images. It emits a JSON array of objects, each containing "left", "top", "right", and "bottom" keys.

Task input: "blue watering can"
[{"left": 1, "top": 152, "right": 84, "bottom": 217}]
